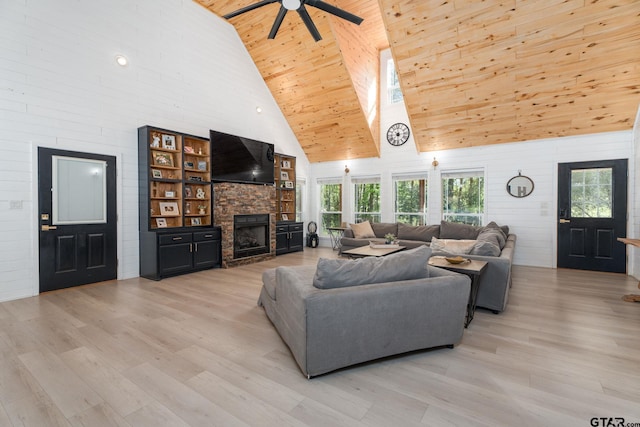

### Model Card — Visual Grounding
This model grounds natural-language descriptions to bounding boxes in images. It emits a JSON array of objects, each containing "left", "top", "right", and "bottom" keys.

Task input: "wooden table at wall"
[{"left": 616, "top": 238, "right": 640, "bottom": 302}]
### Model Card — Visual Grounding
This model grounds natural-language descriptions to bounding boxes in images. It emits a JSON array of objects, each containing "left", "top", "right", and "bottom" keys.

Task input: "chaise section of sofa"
[{"left": 258, "top": 248, "right": 471, "bottom": 378}]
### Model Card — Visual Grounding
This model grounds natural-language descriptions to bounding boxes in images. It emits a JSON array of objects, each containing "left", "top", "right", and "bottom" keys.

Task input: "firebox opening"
[{"left": 234, "top": 214, "right": 270, "bottom": 259}]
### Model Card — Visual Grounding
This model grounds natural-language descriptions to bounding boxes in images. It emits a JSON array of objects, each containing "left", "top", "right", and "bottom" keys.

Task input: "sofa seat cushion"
[
  {"left": 350, "top": 221, "right": 376, "bottom": 239},
  {"left": 313, "top": 245, "right": 432, "bottom": 289},
  {"left": 430, "top": 237, "right": 476, "bottom": 254},
  {"left": 397, "top": 223, "right": 440, "bottom": 242},
  {"left": 439, "top": 221, "right": 481, "bottom": 240}
]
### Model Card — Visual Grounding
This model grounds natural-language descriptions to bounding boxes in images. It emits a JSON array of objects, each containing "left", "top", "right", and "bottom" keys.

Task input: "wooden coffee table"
[
  {"left": 342, "top": 245, "right": 407, "bottom": 258},
  {"left": 428, "top": 256, "right": 488, "bottom": 327}
]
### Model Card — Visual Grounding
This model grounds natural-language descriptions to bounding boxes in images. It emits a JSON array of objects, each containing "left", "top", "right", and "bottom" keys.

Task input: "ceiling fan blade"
[
  {"left": 223, "top": 0, "right": 279, "bottom": 19},
  {"left": 268, "top": 6, "right": 288, "bottom": 39},
  {"left": 306, "top": 0, "right": 363, "bottom": 25},
  {"left": 297, "top": 5, "right": 322, "bottom": 41}
]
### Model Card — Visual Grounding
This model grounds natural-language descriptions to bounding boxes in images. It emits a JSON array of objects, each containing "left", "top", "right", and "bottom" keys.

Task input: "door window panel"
[
  {"left": 570, "top": 168, "right": 612, "bottom": 218},
  {"left": 52, "top": 156, "right": 107, "bottom": 224}
]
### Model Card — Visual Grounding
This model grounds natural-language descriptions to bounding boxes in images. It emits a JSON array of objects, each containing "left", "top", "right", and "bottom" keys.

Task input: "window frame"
[
  {"left": 318, "top": 178, "right": 343, "bottom": 236},
  {"left": 393, "top": 173, "right": 428, "bottom": 225},
  {"left": 441, "top": 169, "right": 486, "bottom": 226},
  {"left": 352, "top": 175, "right": 381, "bottom": 224}
]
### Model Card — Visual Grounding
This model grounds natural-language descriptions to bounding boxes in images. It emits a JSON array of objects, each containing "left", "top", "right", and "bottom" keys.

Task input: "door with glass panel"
[
  {"left": 557, "top": 159, "right": 627, "bottom": 273},
  {"left": 38, "top": 148, "right": 117, "bottom": 292}
]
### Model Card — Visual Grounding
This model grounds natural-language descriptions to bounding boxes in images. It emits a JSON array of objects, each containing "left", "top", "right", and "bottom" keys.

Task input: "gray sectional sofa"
[
  {"left": 341, "top": 220, "right": 516, "bottom": 313},
  {"left": 258, "top": 246, "right": 471, "bottom": 378}
]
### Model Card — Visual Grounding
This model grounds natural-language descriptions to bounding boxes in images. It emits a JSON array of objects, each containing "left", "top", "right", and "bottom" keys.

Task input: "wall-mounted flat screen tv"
[{"left": 210, "top": 130, "right": 275, "bottom": 185}]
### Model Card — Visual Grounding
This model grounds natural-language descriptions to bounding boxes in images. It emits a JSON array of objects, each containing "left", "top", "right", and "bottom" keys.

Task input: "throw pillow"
[
  {"left": 349, "top": 221, "right": 376, "bottom": 239},
  {"left": 397, "top": 223, "right": 440, "bottom": 242},
  {"left": 430, "top": 237, "right": 477, "bottom": 254},
  {"left": 470, "top": 240, "right": 501, "bottom": 256},
  {"left": 313, "top": 245, "right": 432, "bottom": 289},
  {"left": 439, "top": 221, "right": 481, "bottom": 240}
]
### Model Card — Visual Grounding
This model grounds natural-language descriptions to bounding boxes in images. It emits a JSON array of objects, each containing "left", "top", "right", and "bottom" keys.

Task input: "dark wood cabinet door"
[
  {"left": 159, "top": 242, "right": 193, "bottom": 275},
  {"left": 193, "top": 240, "right": 218, "bottom": 269}
]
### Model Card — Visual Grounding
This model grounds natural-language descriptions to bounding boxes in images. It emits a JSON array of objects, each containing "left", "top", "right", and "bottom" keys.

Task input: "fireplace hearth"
[{"left": 234, "top": 214, "right": 270, "bottom": 259}]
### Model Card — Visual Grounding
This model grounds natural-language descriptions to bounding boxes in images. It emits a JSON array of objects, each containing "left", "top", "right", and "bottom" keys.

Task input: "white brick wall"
[{"left": 0, "top": 0, "right": 308, "bottom": 302}]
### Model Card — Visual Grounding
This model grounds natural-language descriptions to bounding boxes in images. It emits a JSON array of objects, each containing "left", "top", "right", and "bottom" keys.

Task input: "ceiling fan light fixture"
[{"left": 282, "top": 0, "right": 301, "bottom": 10}]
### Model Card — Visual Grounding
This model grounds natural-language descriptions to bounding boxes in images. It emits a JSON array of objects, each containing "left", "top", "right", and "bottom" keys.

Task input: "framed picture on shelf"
[
  {"left": 282, "top": 160, "right": 291, "bottom": 169},
  {"left": 184, "top": 186, "right": 193, "bottom": 198},
  {"left": 281, "top": 213, "right": 289, "bottom": 221},
  {"left": 284, "top": 181, "right": 294, "bottom": 189},
  {"left": 164, "top": 191, "right": 175, "bottom": 198},
  {"left": 156, "top": 218, "right": 167, "bottom": 228},
  {"left": 159, "top": 202, "right": 180, "bottom": 216},
  {"left": 184, "top": 161, "right": 194, "bottom": 169},
  {"left": 162, "top": 134, "right": 176, "bottom": 150},
  {"left": 153, "top": 151, "right": 173, "bottom": 167},
  {"left": 280, "top": 171, "right": 289, "bottom": 180},
  {"left": 191, "top": 218, "right": 201, "bottom": 226},
  {"left": 197, "top": 160, "right": 207, "bottom": 171},
  {"left": 151, "top": 169, "right": 162, "bottom": 179}
]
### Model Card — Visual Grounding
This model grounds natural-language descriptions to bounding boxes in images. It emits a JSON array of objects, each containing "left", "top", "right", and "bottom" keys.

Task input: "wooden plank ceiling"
[{"left": 196, "top": 0, "right": 640, "bottom": 162}]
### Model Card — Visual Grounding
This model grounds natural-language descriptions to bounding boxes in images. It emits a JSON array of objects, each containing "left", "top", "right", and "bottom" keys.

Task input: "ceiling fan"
[{"left": 223, "top": 0, "right": 363, "bottom": 42}]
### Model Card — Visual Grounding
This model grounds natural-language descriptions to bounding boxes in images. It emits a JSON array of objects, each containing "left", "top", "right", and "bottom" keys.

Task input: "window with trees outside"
[
  {"left": 295, "top": 179, "right": 304, "bottom": 222},
  {"left": 442, "top": 170, "right": 485, "bottom": 225},
  {"left": 353, "top": 176, "right": 381, "bottom": 223},
  {"left": 394, "top": 173, "right": 428, "bottom": 225},
  {"left": 387, "top": 58, "right": 403, "bottom": 104},
  {"left": 319, "top": 179, "right": 342, "bottom": 235}
]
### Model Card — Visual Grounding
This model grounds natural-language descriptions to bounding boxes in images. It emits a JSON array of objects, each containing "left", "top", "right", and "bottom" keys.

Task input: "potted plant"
[{"left": 384, "top": 233, "right": 397, "bottom": 244}]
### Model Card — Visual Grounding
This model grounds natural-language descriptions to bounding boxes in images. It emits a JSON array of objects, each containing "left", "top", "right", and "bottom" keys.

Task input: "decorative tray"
[{"left": 369, "top": 242, "right": 400, "bottom": 249}]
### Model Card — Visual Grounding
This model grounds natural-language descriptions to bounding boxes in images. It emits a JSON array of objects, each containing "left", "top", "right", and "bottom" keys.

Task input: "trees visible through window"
[
  {"left": 319, "top": 180, "right": 342, "bottom": 234},
  {"left": 394, "top": 174, "right": 427, "bottom": 225},
  {"left": 571, "top": 168, "right": 612, "bottom": 218},
  {"left": 353, "top": 177, "right": 381, "bottom": 223},
  {"left": 442, "top": 170, "right": 485, "bottom": 225},
  {"left": 387, "top": 58, "right": 403, "bottom": 104}
]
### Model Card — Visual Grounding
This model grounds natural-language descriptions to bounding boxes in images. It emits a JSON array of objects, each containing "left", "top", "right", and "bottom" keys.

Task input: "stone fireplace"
[
  {"left": 234, "top": 214, "right": 270, "bottom": 259},
  {"left": 213, "top": 182, "right": 276, "bottom": 267}
]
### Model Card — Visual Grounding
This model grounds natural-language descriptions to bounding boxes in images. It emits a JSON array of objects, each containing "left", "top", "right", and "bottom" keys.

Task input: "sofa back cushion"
[
  {"left": 430, "top": 237, "right": 477, "bottom": 254},
  {"left": 349, "top": 221, "right": 376, "bottom": 239},
  {"left": 439, "top": 221, "right": 481, "bottom": 240},
  {"left": 397, "top": 223, "right": 440, "bottom": 242},
  {"left": 371, "top": 222, "right": 398, "bottom": 238},
  {"left": 313, "top": 245, "right": 432, "bottom": 289}
]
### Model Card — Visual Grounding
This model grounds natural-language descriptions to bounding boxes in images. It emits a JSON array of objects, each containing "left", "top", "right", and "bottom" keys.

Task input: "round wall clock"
[{"left": 386, "top": 122, "right": 410, "bottom": 146}]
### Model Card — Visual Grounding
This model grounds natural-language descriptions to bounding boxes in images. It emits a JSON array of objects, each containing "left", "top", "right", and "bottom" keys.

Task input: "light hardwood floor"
[{"left": 1, "top": 248, "right": 639, "bottom": 426}]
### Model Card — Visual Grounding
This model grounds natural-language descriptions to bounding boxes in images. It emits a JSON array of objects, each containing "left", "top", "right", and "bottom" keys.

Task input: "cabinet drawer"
[
  {"left": 194, "top": 230, "right": 221, "bottom": 241},
  {"left": 289, "top": 223, "right": 303, "bottom": 232},
  {"left": 159, "top": 233, "right": 192, "bottom": 245},
  {"left": 276, "top": 225, "right": 289, "bottom": 233}
]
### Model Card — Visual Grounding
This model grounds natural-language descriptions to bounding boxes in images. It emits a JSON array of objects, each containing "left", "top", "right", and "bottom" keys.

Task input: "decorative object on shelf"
[
  {"left": 151, "top": 169, "right": 162, "bottom": 178},
  {"left": 159, "top": 202, "right": 179, "bottom": 216},
  {"left": 156, "top": 218, "right": 167, "bottom": 228},
  {"left": 161, "top": 134, "right": 176, "bottom": 150},
  {"left": 198, "top": 147, "right": 202, "bottom": 155},
  {"left": 151, "top": 133, "right": 160, "bottom": 147},
  {"left": 184, "top": 186, "right": 192, "bottom": 198},
  {"left": 185, "top": 202, "right": 191, "bottom": 214},
  {"left": 164, "top": 190, "right": 175, "bottom": 198},
  {"left": 198, "top": 205, "right": 206, "bottom": 215},
  {"left": 386, "top": 122, "right": 410, "bottom": 146},
  {"left": 284, "top": 181, "right": 294, "bottom": 188},
  {"left": 191, "top": 217, "right": 201, "bottom": 226},
  {"left": 184, "top": 161, "right": 194, "bottom": 169},
  {"left": 282, "top": 213, "right": 289, "bottom": 221},
  {"left": 282, "top": 160, "right": 291, "bottom": 168},
  {"left": 197, "top": 160, "right": 207, "bottom": 171},
  {"left": 506, "top": 171, "right": 534, "bottom": 198},
  {"left": 281, "top": 171, "right": 289, "bottom": 180},
  {"left": 184, "top": 145, "right": 194, "bottom": 153},
  {"left": 195, "top": 188, "right": 206, "bottom": 199},
  {"left": 189, "top": 176, "right": 203, "bottom": 182},
  {"left": 152, "top": 151, "right": 173, "bottom": 167}
]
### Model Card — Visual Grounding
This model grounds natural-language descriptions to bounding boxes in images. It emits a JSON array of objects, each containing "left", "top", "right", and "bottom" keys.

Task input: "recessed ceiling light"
[
  {"left": 256, "top": 106, "right": 263, "bottom": 113},
  {"left": 282, "top": 0, "right": 301, "bottom": 10},
  {"left": 115, "top": 55, "right": 128, "bottom": 66}
]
